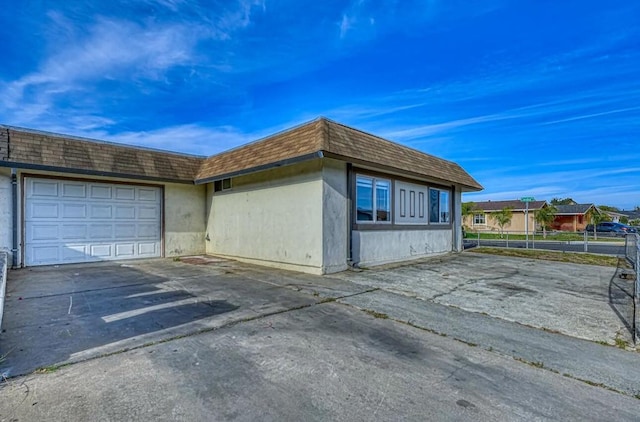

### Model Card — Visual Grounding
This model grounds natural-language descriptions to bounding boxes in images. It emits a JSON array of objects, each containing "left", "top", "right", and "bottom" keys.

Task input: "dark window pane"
[
  {"left": 429, "top": 189, "right": 439, "bottom": 223},
  {"left": 357, "top": 177, "right": 374, "bottom": 221},
  {"left": 222, "top": 178, "right": 231, "bottom": 189}
]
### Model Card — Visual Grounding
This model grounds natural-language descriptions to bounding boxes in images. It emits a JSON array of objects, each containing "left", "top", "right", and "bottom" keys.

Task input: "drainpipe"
[
  {"left": 11, "top": 168, "right": 18, "bottom": 268},
  {"left": 346, "top": 163, "right": 354, "bottom": 266}
]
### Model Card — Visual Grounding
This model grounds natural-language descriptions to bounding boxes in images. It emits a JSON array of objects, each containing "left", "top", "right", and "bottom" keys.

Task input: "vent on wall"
[{"left": 214, "top": 178, "right": 232, "bottom": 192}]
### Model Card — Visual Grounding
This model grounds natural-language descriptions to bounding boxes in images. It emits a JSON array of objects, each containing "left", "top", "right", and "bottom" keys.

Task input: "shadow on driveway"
[
  {"left": 0, "top": 262, "right": 243, "bottom": 377},
  {"left": 608, "top": 260, "right": 636, "bottom": 341}
]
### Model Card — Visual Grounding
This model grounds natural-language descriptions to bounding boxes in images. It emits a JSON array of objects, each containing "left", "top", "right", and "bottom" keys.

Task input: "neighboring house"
[
  {"left": 551, "top": 204, "right": 598, "bottom": 231},
  {"left": 0, "top": 118, "right": 482, "bottom": 275},
  {"left": 620, "top": 210, "right": 640, "bottom": 225},
  {"left": 606, "top": 211, "right": 626, "bottom": 224},
  {"left": 463, "top": 200, "right": 547, "bottom": 233}
]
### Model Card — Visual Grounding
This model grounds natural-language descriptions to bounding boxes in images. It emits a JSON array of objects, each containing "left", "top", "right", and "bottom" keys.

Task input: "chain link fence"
[
  {"left": 624, "top": 234, "right": 640, "bottom": 343},
  {"left": 463, "top": 230, "right": 626, "bottom": 255}
]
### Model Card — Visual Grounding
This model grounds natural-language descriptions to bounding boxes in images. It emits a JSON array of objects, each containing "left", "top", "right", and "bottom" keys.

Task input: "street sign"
[{"left": 520, "top": 197, "right": 535, "bottom": 202}]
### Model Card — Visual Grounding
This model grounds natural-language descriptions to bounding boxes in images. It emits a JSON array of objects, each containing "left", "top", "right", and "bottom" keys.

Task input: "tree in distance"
[
  {"left": 490, "top": 207, "right": 513, "bottom": 238},
  {"left": 534, "top": 205, "right": 557, "bottom": 239}
]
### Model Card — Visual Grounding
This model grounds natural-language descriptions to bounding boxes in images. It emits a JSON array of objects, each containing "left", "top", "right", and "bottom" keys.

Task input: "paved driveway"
[
  {"left": 335, "top": 252, "right": 631, "bottom": 343},
  {"left": 1, "top": 254, "right": 640, "bottom": 421}
]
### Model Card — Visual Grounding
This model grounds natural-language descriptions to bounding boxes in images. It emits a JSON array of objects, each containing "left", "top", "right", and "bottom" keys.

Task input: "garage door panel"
[
  {"left": 31, "top": 180, "right": 58, "bottom": 197},
  {"left": 30, "top": 245, "right": 60, "bottom": 264},
  {"left": 138, "top": 206, "right": 159, "bottom": 220},
  {"left": 62, "top": 225, "right": 87, "bottom": 239},
  {"left": 90, "top": 185, "right": 112, "bottom": 199},
  {"left": 90, "top": 244, "right": 112, "bottom": 258},
  {"left": 25, "top": 178, "right": 161, "bottom": 266},
  {"left": 63, "top": 245, "right": 89, "bottom": 261},
  {"left": 31, "top": 202, "right": 59, "bottom": 219},
  {"left": 63, "top": 203, "right": 87, "bottom": 218},
  {"left": 115, "top": 206, "right": 136, "bottom": 219},
  {"left": 115, "top": 187, "right": 135, "bottom": 200},
  {"left": 30, "top": 224, "right": 59, "bottom": 241},
  {"left": 115, "top": 224, "right": 136, "bottom": 238},
  {"left": 90, "top": 205, "right": 112, "bottom": 219},
  {"left": 89, "top": 224, "right": 113, "bottom": 239},
  {"left": 138, "top": 188, "right": 158, "bottom": 201},
  {"left": 116, "top": 243, "right": 135, "bottom": 257},
  {"left": 137, "top": 224, "right": 159, "bottom": 238},
  {"left": 138, "top": 242, "right": 157, "bottom": 256},
  {"left": 62, "top": 183, "right": 86, "bottom": 198}
]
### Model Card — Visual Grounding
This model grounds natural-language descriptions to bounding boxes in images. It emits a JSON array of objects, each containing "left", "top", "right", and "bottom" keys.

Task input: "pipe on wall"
[{"left": 11, "top": 168, "right": 18, "bottom": 268}]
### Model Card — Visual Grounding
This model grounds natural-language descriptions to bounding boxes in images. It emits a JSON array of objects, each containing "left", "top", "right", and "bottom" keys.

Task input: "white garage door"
[{"left": 25, "top": 178, "right": 162, "bottom": 266}]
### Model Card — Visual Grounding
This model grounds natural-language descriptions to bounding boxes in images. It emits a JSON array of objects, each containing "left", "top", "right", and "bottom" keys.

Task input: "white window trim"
[
  {"left": 356, "top": 174, "right": 392, "bottom": 224},
  {"left": 473, "top": 213, "right": 486, "bottom": 226}
]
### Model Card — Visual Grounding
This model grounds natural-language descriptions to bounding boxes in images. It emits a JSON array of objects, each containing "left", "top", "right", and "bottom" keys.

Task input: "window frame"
[
  {"left": 473, "top": 213, "right": 486, "bottom": 225},
  {"left": 351, "top": 168, "right": 453, "bottom": 231},
  {"left": 429, "top": 188, "right": 451, "bottom": 224},
  {"left": 355, "top": 174, "right": 392, "bottom": 224},
  {"left": 214, "top": 177, "right": 232, "bottom": 192}
]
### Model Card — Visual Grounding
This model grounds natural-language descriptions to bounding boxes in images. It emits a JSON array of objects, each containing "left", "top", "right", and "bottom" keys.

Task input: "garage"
[{"left": 24, "top": 177, "right": 162, "bottom": 266}]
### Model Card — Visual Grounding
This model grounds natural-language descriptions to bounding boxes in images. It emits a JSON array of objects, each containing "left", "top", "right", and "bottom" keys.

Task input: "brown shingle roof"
[
  {"left": 196, "top": 118, "right": 482, "bottom": 191},
  {"left": 470, "top": 200, "right": 548, "bottom": 212},
  {"left": 1, "top": 118, "right": 483, "bottom": 190},
  {"left": 1, "top": 126, "right": 204, "bottom": 182}
]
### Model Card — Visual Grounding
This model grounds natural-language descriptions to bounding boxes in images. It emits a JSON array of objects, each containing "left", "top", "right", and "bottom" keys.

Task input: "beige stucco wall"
[
  {"left": 322, "top": 159, "right": 349, "bottom": 273},
  {"left": 205, "top": 160, "right": 325, "bottom": 274},
  {"left": 353, "top": 229, "right": 452, "bottom": 268},
  {"left": 465, "top": 211, "right": 537, "bottom": 234},
  {"left": 164, "top": 183, "right": 206, "bottom": 257}
]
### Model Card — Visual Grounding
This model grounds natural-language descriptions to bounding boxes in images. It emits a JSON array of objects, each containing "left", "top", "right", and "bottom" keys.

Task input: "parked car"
[{"left": 585, "top": 222, "right": 637, "bottom": 236}]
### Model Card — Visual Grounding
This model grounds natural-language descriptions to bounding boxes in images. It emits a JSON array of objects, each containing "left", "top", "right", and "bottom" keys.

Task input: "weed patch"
[
  {"left": 363, "top": 309, "right": 389, "bottom": 319},
  {"left": 469, "top": 247, "right": 622, "bottom": 267}
]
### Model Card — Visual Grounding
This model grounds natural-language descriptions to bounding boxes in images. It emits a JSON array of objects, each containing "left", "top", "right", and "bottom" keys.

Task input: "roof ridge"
[
  {"left": 201, "top": 118, "right": 323, "bottom": 160},
  {"left": 0, "top": 124, "right": 206, "bottom": 159}
]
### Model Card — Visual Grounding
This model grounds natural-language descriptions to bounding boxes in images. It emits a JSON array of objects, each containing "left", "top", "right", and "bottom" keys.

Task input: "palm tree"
[
  {"left": 534, "top": 205, "right": 557, "bottom": 239},
  {"left": 587, "top": 208, "right": 609, "bottom": 240},
  {"left": 461, "top": 202, "right": 478, "bottom": 236},
  {"left": 490, "top": 207, "right": 513, "bottom": 238},
  {"left": 461, "top": 202, "right": 477, "bottom": 220}
]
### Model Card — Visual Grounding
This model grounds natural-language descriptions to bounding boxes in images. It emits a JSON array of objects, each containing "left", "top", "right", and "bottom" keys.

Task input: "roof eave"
[
  {"left": 194, "top": 151, "right": 324, "bottom": 184},
  {"left": 0, "top": 160, "right": 196, "bottom": 184},
  {"left": 322, "top": 151, "right": 483, "bottom": 191}
]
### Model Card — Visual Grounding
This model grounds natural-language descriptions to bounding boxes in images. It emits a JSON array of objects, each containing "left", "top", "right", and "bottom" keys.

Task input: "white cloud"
[
  {"left": 89, "top": 123, "right": 267, "bottom": 156},
  {"left": 0, "top": 1, "right": 267, "bottom": 128}
]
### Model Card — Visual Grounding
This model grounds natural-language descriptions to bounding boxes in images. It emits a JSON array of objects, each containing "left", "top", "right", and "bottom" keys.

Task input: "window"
[
  {"left": 429, "top": 188, "right": 450, "bottom": 224},
  {"left": 214, "top": 178, "right": 232, "bottom": 192},
  {"left": 473, "top": 213, "right": 485, "bottom": 225},
  {"left": 356, "top": 175, "right": 391, "bottom": 223}
]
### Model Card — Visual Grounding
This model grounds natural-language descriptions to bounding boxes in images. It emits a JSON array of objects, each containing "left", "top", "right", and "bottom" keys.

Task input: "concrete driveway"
[
  {"left": 335, "top": 252, "right": 632, "bottom": 343},
  {"left": 0, "top": 257, "right": 370, "bottom": 377},
  {"left": 1, "top": 254, "right": 640, "bottom": 420}
]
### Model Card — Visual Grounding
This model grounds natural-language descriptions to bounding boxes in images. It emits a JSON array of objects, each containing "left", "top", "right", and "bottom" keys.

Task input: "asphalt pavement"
[{"left": 464, "top": 239, "right": 625, "bottom": 255}]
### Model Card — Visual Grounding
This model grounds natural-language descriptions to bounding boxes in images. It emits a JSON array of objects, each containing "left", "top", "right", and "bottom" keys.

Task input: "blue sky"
[{"left": 1, "top": 1, "right": 638, "bottom": 209}]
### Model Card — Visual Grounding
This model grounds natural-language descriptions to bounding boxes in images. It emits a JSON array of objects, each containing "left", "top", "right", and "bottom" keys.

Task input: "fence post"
[
  {"left": 506, "top": 231, "right": 509, "bottom": 248},
  {"left": 477, "top": 231, "right": 480, "bottom": 247},
  {"left": 532, "top": 231, "right": 535, "bottom": 249},
  {"left": 584, "top": 230, "right": 588, "bottom": 252},
  {"left": 636, "top": 239, "right": 639, "bottom": 344}
]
